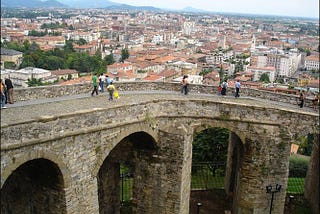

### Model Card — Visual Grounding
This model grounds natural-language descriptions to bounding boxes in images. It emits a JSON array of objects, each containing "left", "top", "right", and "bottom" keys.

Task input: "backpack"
[{"left": 222, "top": 82, "right": 227, "bottom": 88}]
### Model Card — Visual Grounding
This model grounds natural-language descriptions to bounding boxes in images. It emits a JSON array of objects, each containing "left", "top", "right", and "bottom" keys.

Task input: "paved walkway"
[{"left": 1, "top": 90, "right": 317, "bottom": 126}]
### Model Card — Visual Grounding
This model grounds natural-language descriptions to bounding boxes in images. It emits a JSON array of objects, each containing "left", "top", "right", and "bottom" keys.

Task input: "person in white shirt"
[
  {"left": 99, "top": 74, "right": 106, "bottom": 93},
  {"left": 235, "top": 80, "right": 241, "bottom": 98}
]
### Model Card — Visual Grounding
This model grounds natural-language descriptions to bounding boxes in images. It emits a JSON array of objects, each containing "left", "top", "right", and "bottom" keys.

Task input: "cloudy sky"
[{"left": 113, "top": 0, "right": 319, "bottom": 18}]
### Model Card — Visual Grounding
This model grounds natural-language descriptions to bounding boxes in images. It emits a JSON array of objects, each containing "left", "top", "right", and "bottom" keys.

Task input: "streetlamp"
[
  {"left": 196, "top": 202, "right": 202, "bottom": 214},
  {"left": 266, "top": 184, "right": 282, "bottom": 214}
]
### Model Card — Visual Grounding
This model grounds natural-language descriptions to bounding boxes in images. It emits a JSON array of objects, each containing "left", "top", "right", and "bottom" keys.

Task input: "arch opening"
[
  {"left": 287, "top": 133, "right": 318, "bottom": 213},
  {"left": 97, "top": 131, "right": 158, "bottom": 214},
  {"left": 189, "top": 127, "right": 244, "bottom": 214},
  {"left": 1, "top": 158, "right": 67, "bottom": 214}
]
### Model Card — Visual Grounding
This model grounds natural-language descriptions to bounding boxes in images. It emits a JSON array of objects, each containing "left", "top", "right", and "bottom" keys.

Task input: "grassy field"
[
  {"left": 287, "top": 177, "right": 305, "bottom": 194},
  {"left": 120, "top": 176, "right": 305, "bottom": 201}
]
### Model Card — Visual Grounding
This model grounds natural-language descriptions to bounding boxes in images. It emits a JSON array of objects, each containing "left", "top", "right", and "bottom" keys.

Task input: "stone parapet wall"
[
  {"left": 2, "top": 98, "right": 318, "bottom": 150},
  {"left": 13, "top": 82, "right": 314, "bottom": 107}
]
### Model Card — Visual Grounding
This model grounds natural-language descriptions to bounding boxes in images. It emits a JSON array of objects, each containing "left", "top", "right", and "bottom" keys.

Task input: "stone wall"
[
  {"left": 304, "top": 134, "right": 319, "bottom": 214},
  {"left": 13, "top": 81, "right": 315, "bottom": 107}
]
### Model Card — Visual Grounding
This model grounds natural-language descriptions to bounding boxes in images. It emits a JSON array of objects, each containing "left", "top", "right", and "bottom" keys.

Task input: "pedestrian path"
[{"left": 1, "top": 90, "right": 317, "bottom": 126}]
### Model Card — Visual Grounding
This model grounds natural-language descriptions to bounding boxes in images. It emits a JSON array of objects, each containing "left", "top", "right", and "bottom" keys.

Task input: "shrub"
[{"left": 289, "top": 154, "right": 310, "bottom": 177}]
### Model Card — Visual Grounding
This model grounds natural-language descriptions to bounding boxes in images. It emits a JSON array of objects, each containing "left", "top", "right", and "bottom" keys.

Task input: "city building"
[
  {"left": 247, "top": 66, "right": 276, "bottom": 82},
  {"left": 304, "top": 55, "right": 319, "bottom": 71},
  {"left": 0, "top": 48, "right": 23, "bottom": 69},
  {"left": 1, "top": 67, "right": 55, "bottom": 87}
]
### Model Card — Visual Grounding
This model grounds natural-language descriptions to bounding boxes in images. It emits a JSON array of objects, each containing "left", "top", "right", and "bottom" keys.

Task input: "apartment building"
[
  {"left": 247, "top": 66, "right": 276, "bottom": 82},
  {"left": 62, "top": 31, "right": 101, "bottom": 43},
  {"left": 108, "top": 62, "right": 133, "bottom": 75},
  {"left": 29, "top": 36, "right": 66, "bottom": 50},
  {"left": 251, "top": 50, "right": 301, "bottom": 77},
  {"left": 166, "top": 61, "right": 197, "bottom": 76},
  {"left": 206, "top": 51, "right": 233, "bottom": 65},
  {"left": 1, "top": 67, "right": 54, "bottom": 87},
  {"left": 0, "top": 48, "right": 23, "bottom": 69},
  {"left": 304, "top": 55, "right": 319, "bottom": 71},
  {"left": 51, "top": 69, "right": 79, "bottom": 80}
]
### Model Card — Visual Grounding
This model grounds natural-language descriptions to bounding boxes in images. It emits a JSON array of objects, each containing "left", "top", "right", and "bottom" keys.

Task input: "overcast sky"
[{"left": 113, "top": 0, "right": 319, "bottom": 18}]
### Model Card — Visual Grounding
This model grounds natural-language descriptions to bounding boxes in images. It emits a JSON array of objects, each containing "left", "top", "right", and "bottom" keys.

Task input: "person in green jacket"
[{"left": 91, "top": 73, "right": 99, "bottom": 96}]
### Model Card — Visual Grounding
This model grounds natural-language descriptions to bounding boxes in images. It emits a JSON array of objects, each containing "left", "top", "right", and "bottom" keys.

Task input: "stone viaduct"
[{"left": 1, "top": 82, "right": 319, "bottom": 214}]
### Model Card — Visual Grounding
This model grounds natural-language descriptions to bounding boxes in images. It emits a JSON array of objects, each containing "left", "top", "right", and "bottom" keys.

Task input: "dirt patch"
[
  {"left": 189, "top": 190, "right": 312, "bottom": 214},
  {"left": 189, "top": 189, "right": 232, "bottom": 214}
]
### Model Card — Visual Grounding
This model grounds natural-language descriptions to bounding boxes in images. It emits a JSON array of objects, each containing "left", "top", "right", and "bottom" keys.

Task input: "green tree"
[
  {"left": 75, "top": 38, "right": 87, "bottom": 45},
  {"left": 104, "top": 54, "right": 115, "bottom": 65},
  {"left": 219, "top": 65, "right": 224, "bottom": 83},
  {"left": 50, "top": 48, "right": 66, "bottom": 59},
  {"left": 120, "top": 48, "right": 129, "bottom": 62},
  {"left": 234, "top": 61, "right": 243, "bottom": 73},
  {"left": 259, "top": 73, "right": 270, "bottom": 83},
  {"left": 27, "top": 42, "right": 40, "bottom": 53},
  {"left": 288, "top": 81, "right": 294, "bottom": 89},
  {"left": 193, "top": 127, "right": 229, "bottom": 163},
  {"left": 5, "top": 41, "right": 24, "bottom": 52},
  {"left": 199, "top": 69, "right": 212, "bottom": 76},
  {"left": 27, "top": 78, "right": 43, "bottom": 87},
  {"left": 275, "top": 77, "right": 284, "bottom": 84},
  {"left": 38, "top": 55, "right": 66, "bottom": 70},
  {"left": 20, "top": 55, "right": 35, "bottom": 68},
  {"left": 64, "top": 40, "right": 74, "bottom": 53},
  {"left": 306, "top": 50, "right": 311, "bottom": 56},
  {"left": 22, "top": 40, "right": 31, "bottom": 52},
  {"left": 4, "top": 61, "right": 16, "bottom": 69}
]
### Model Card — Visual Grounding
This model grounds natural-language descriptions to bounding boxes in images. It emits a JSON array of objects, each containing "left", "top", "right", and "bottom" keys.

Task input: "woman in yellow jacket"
[{"left": 106, "top": 81, "right": 115, "bottom": 101}]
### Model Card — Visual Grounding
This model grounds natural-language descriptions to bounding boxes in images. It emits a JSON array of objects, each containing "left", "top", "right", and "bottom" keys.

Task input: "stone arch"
[
  {"left": 1, "top": 151, "right": 71, "bottom": 189},
  {"left": 190, "top": 119, "right": 245, "bottom": 213},
  {"left": 1, "top": 158, "right": 67, "bottom": 214},
  {"left": 92, "top": 122, "right": 158, "bottom": 177},
  {"left": 96, "top": 130, "right": 158, "bottom": 214},
  {"left": 191, "top": 119, "right": 246, "bottom": 144}
]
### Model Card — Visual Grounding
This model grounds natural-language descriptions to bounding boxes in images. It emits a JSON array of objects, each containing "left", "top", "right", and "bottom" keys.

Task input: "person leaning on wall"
[{"left": 5, "top": 78, "right": 14, "bottom": 104}]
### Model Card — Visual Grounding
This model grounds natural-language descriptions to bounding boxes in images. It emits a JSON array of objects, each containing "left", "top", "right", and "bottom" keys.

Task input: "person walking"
[
  {"left": 217, "top": 85, "right": 222, "bottom": 96},
  {"left": 312, "top": 93, "right": 319, "bottom": 111},
  {"left": 5, "top": 78, "right": 14, "bottom": 104},
  {"left": 99, "top": 74, "right": 106, "bottom": 93},
  {"left": 298, "top": 90, "right": 305, "bottom": 108},
  {"left": 181, "top": 75, "right": 189, "bottom": 95},
  {"left": 221, "top": 80, "right": 228, "bottom": 96},
  {"left": 106, "top": 81, "right": 115, "bottom": 101},
  {"left": 234, "top": 80, "right": 241, "bottom": 98},
  {"left": 105, "top": 75, "right": 111, "bottom": 87},
  {"left": 91, "top": 73, "right": 99, "bottom": 96},
  {"left": 0, "top": 79, "right": 7, "bottom": 109}
]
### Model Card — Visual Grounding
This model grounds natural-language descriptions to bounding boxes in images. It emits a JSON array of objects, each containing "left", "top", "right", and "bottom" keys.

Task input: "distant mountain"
[
  {"left": 182, "top": 7, "right": 209, "bottom": 13},
  {"left": 61, "top": 0, "right": 119, "bottom": 8},
  {"left": 1, "top": 0, "right": 67, "bottom": 8},
  {"left": 105, "top": 4, "right": 162, "bottom": 11}
]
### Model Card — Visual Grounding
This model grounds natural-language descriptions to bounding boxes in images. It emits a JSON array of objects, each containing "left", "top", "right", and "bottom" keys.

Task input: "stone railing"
[{"left": 13, "top": 81, "right": 314, "bottom": 107}]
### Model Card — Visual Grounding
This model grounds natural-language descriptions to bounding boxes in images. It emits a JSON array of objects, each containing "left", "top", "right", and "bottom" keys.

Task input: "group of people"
[
  {"left": 217, "top": 79, "right": 241, "bottom": 98},
  {"left": 298, "top": 90, "right": 319, "bottom": 110},
  {"left": 91, "top": 74, "right": 117, "bottom": 101},
  {"left": 0, "top": 78, "right": 14, "bottom": 109},
  {"left": 182, "top": 76, "right": 242, "bottom": 98},
  {"left": 181, "top": 77, "right": 319, "bottom": 111}
]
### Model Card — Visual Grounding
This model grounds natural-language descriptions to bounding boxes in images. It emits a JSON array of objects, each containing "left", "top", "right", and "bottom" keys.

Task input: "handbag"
[{"left": 114, "top": 90, "right": 119, "bottom": 99}]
